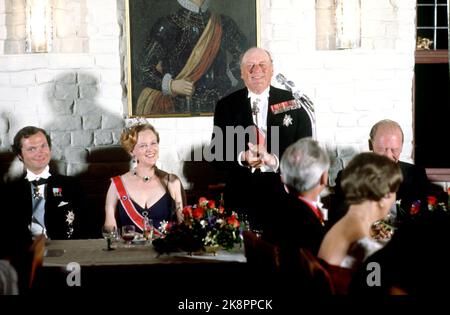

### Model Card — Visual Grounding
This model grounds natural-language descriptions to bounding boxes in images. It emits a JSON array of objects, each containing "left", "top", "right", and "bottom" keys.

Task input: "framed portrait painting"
[{"left": 126, "top": 0, "right": 259, "bottom": 117}]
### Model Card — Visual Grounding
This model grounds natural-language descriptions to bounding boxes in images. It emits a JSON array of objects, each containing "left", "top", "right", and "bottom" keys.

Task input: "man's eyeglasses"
[{"left": 244, "top": 62, "right": 272, "bottom": 73}]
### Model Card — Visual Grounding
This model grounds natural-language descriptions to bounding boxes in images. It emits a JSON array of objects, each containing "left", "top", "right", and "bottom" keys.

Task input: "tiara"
[{"left": 124, "top": 117, "right": 148, "bottom": 130}]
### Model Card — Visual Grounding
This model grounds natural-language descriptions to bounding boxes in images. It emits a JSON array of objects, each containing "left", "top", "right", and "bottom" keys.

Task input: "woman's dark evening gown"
[{"left": 117, "top": 193, "right": 175, "bottom": 231}]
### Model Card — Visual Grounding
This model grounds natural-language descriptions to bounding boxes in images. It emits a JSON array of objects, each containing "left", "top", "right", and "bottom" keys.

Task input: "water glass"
[{"left": 102, "top": 226, "right": 117, "bottom": 251}]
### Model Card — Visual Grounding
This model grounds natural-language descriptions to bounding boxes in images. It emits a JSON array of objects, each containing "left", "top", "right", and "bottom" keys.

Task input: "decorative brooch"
[
  {"left": 283, "top": 114, "right": 293, "bottom": 127},
  {"left": 53, "top": 187, "right": 63, "bottom": 197}
]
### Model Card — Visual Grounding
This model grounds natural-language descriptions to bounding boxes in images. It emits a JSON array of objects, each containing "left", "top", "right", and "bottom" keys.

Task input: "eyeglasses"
[{"left": 243, "top": 62, "right": 272, "bottom": 73}]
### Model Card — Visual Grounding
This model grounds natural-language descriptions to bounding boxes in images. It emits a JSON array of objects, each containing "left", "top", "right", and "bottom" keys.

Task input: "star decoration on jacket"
[
  {"left": 283, "top": 114, "right": 293, "bottom": 127},
  {"left": 32, "top": 186, "right": 43, "bottom": 199},
  {"left": 66, "top": 210, "right": 75, "bottom": 225}
]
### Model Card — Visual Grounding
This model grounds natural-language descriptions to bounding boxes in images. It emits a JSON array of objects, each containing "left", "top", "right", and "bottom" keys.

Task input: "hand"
[
  {"left": 171, "top": 79, "right": 194, "bottom": 96},
  {"left": 243, "top": 143, "right": 277, "bottom": 169}
]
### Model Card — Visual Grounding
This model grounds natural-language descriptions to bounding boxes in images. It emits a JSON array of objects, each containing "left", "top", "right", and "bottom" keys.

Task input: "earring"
[{"left": 131, "top": 156, "right": 138, "bottom": 172}]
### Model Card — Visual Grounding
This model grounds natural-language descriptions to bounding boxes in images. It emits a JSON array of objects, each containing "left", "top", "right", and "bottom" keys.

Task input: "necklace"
[{"left": 133, "top": 170, "right": 153, "bottom": 183}]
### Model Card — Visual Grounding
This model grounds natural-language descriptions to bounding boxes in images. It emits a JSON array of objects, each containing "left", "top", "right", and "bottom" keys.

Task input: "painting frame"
[{"left": 125, "top": 0, "right": 260, "bottom": 118}]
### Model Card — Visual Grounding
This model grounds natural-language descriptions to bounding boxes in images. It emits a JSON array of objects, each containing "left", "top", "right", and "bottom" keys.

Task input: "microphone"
[
  {"left": 276, "top": 73, "right": 317, "bottom": 138},
  {"left": 276, "top": 73, "right": 306, "bottom": 102},
  {"left": 251, "top": 98, "right": 260, "bottom": 116},
  {"left": 275, "top": 73, "right": 294, "bottom": 91}
]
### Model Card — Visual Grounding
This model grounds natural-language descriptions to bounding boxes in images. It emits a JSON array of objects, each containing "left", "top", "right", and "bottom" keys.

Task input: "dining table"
[
  {"left": 35, "top": 238, "right": 248, "bottom": 294},
  {"left": 33, "top": 239, "right": 302, "bottom": 312},
  {"left": 43, "top": 238, "right": 246, "bottom": 267}
]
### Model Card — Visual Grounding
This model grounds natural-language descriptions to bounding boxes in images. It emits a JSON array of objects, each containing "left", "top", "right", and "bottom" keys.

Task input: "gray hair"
[{"left": 280, "top": 138, "right": 330, "bottom": 193}]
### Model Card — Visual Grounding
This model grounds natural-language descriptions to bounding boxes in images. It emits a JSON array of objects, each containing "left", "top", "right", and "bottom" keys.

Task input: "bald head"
[
  {"left": 240, "top": 47, "right": 274, "bottom": 94},
  {"left": 369, "top": 120, "right": 404, "bottom": 163}
]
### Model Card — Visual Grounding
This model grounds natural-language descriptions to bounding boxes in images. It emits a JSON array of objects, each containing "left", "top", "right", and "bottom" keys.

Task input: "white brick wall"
[
  {"left": 0, "top": 0, "right": 418, "bottom": 189},
  {"left": 261, "top": 0, "right": 416, "bottom": 172}
]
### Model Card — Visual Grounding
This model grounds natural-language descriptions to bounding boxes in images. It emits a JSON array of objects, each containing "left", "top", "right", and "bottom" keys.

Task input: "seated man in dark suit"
[
  {"left": 3, "top": 126, "right": 88, "bottom": 242},
  {"left": 332, "top": 119, "right": 434, "bottom": 226},
  {"left": 264, "top": 138, "right": 329, "bottom": 256},
  {"left": 1, "top": 126, "right": 89, "bottom": 292}
]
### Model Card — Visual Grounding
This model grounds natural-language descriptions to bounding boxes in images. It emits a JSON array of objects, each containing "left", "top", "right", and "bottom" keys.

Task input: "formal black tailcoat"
[
  {"left": 264, "top": 194, "right": 326, "bottom": 256},
  {"left": 212, "top": 86, "right": 312, "bottom": 230},
  {"left": 0, "top": 173, "right": 88, "bottom": 293},
  {"left": 331, "top": 160, "right": 433, "bottom": 225},
  {"left": 3, "top": 174, "right": 87, "bottom": 243}
]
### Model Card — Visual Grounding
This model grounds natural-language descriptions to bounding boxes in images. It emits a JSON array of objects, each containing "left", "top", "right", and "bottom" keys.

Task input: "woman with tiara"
[{"left": 104, "top": 121, "right": 185, "bottom": 234}]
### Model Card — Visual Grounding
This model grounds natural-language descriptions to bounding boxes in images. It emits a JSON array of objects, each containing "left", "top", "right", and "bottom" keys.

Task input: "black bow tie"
[{"left": 30, "top": 178, "right": 49, "bottom": 187}]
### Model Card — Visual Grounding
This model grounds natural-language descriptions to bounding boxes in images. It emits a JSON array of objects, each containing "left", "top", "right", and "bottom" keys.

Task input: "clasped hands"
[{"left": 242, "top": 142, "right": 277, "bottom": 170}]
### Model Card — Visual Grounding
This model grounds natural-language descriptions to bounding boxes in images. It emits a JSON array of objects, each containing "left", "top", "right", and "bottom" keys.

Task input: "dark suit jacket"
[
  {"left": 3, "top": 173, "right": 87, "bottom": 243},
  {"left": 213, "top": 86, "right": 312, "bottom": 168},
  {"left": 331, "top": 160, "right": 432, "bottom": 225},
  {"left": 264, "top": 194, "right": 326, "bottom": 256},
  {"left": 212, "top": 86, "right": 312, "bottom": 229}
]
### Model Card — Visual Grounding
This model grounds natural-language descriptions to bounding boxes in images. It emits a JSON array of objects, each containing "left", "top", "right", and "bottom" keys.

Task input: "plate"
[{"left": 131, "top": 238, "right": 148, "bottom": 245}]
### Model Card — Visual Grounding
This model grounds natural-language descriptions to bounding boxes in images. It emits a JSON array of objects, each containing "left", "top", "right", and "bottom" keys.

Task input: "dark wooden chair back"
[
  {"left": 243, "top": 230, "right": 281, "bottom": 272},
  {"left": 28, "top": 235, "right": 46, "bottom": 289},
  {"left": 319, "top": 259, "right": 354, "bottom": 294}
]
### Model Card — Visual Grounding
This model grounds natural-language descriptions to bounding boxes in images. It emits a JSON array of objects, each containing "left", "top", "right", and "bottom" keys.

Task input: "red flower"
[
  {"left": 192, "top": 207, "right": 205, "bottom": 220},
  {"left": 218, "top": 206, "right": 225, "bottom": 214},
  {"left": 182, "top": 206, "right": 193, "bottom": 218},
  {"left": 198, "top": 197, "right": 208, "bottom": 205},
  {"left": 227, "top": 213, "right": 240, "bottom": 228},
  {"left": 164, "top": 221, "right": 173, "bottom": 231},
  {"left": 207, "top": 200, "right": 216, "bottom": 209},
  {"left": 428, "top": 196, "right": 437, "bottom": 206},
  {"left": 410, "top": 200, "right": 421, "bottom": 215}
]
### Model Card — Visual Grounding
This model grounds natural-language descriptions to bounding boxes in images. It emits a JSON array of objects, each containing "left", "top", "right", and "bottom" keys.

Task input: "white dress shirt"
[
  {"left": 248, "top": 87, "right": 270, "bottom": 137},
  {"left": 238, "top": 87, "right": 279, "bottom": 172},
  {"left": 26, "top": 166, "right": 51, "bottom": 237}
]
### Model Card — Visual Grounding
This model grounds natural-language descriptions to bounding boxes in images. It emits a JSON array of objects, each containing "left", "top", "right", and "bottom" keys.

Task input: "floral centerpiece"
[
  {"left": 410, "top": 191, "right": 449, "bottom": 216},
  {"left": 373, "top": 189, "right": 449, "bottom": 240},
  {"left": 152, "top": 197, "right": 244, "bottom": 254}
]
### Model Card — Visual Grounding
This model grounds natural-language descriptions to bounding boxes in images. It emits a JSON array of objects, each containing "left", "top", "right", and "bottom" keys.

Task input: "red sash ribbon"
[
  {"left": 112, "top": 176, "right": 162, "bottom": 236},
  {"left": 254, "top": 125, "right": 266, "bottom": 147}
]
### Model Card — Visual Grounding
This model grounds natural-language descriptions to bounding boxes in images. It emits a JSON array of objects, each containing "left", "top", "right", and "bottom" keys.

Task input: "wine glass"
[
  {"left": 102, "top": 226, "right": 117, "bottom": 251},
  {"left": 121, "top": 225, "right": 136, "bottom": 247},
  {"left": 143, "top": 218, "right": 154, "bottom": 241}
]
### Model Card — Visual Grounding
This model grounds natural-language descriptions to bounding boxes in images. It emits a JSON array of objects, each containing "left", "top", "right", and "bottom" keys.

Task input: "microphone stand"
[
  {"left": 276, "top": 73, "right": 317, "bottom": 139},
  {"left": 251, "top": 99, "right": 261, "bottom": 159}
]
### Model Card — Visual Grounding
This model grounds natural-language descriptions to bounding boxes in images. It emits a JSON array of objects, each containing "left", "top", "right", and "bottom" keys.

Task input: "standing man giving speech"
[{"left": 212, "top": 47, "right": 312, "bottom": 230}]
